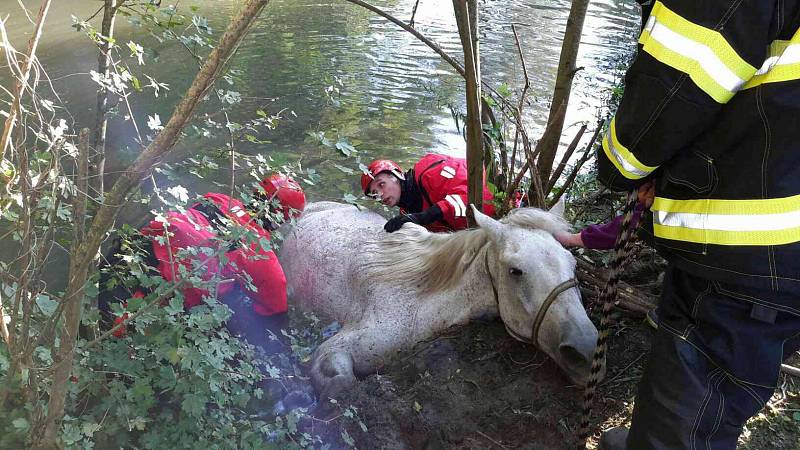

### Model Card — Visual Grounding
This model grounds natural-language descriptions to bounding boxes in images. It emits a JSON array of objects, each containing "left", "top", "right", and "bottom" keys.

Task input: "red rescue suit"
[
  {"left": 140, "top": 193, "right": 287, "bottom": 316},
  {"left": 402, "top": 153, "right": 495, "bottom": 232}
]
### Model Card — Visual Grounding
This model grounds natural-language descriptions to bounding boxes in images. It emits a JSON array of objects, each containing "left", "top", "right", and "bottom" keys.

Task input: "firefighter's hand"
[
  {"left": 384, "top": 215, "right": 415, "bottom": 233},
  {"left": 638, "top": 180, "right": 656, "bottom": 208}
]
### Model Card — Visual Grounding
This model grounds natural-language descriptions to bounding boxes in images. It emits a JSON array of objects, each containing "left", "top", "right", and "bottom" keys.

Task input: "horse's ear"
[
  {"left": 549, "top": 198, "right": 566, "bottom": 218},
  {"left": 471, "top": 205, "right": 503, "bottom": 238}
]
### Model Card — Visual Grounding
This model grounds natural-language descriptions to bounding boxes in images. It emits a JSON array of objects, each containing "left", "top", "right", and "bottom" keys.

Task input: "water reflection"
[{"left": 0, "top": 0, "right": 639, "bottom": 203}]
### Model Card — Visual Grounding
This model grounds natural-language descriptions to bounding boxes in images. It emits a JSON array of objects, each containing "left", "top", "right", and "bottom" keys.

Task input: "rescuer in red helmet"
[
  {"left": 258, "top": 173, "right": 306, "bottom": 225},
  {"left": 361, "top": 153, "right": 495, "bottom": 232},
  {"left": 99, "top": 173, "right": 306, "bottom": 349}
]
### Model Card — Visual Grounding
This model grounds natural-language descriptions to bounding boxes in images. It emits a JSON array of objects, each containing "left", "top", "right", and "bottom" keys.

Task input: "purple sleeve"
[{"left": 580, "top": 203, "right": 645, "bottom": 250}]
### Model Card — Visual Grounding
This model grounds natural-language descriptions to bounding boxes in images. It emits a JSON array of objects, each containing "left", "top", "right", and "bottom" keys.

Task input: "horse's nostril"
[{"left": 558, "top": 343, "right": 591, "bottom": 371}]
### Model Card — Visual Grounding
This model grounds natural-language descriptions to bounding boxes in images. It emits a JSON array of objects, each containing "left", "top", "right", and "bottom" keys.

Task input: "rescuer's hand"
[
  {"left": 384, "top": 215, "right": 414, "bottom": 232},
  {"left": 638, "top": 180, "right": 655, "bottom": 208},
  {"left": 383, "top": 205, "right": 443, "bottom": 233}
]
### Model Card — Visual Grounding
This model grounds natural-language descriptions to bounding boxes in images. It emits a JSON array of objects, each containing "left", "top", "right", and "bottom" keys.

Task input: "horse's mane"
[
  {"left": 499, "top": 207, "right": 570, "bottom": 235},
  {"left": 358, "top": 207, "right": 568, "bottom": 295}
]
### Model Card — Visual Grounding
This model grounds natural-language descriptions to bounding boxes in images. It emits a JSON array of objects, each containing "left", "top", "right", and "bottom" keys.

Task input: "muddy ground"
[{"left": 295, "top": 278, "right": 800, "bottom": 449}]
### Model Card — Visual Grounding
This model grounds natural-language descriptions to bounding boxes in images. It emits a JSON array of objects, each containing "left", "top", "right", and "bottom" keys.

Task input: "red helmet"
[
  {"left": 259, "top": 173, "right": 306, "bottom": 220},
  {"left": 360, "top": 159, "right": 404, "bottom": 195}
]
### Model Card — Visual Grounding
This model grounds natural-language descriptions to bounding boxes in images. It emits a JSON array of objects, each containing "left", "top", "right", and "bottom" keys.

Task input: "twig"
[
  {"left": 547, "top": 119, "right": 603, "bottom": 208},
  {"left": 408, "top": 0, "right": 421, "bottom": 28},
  {"left": 0, "top": 0, "right": 52, "bottom": 159},
  {"left": 476, "top": 430, "right": 510, "bottom": 450},
  {"left": 782, "top": 364, "right": 800, "bottom": 378},
  {"left": 511, "top": 23, "right": 530, "bottom": 108},
  {"left": 505, "top": 98, "right": 568, "bottom": 199},
  {"left": 601, "top": 352, "right": 645, "bottom": 386},
  {"left": 546, "top": 122, "right": 586, "bottom": 193}
]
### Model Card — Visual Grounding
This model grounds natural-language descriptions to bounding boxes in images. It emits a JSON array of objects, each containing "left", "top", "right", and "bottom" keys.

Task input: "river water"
[{"left": 2, "top": 0, "right": 640, "bottom": 203}]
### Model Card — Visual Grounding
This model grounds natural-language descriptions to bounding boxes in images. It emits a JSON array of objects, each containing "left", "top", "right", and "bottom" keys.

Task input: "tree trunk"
[
  {"left": 535, "top": 0, "right": 590, "bottom": 185},
  {"left": 453, "top": 0, "right": 483, "bottom": 223},
  {"left": 90, "top": 0, "right": 120, "bottom": 199},
  {"left": 34, "top": 1, "right": 272, "bottom": 447}
]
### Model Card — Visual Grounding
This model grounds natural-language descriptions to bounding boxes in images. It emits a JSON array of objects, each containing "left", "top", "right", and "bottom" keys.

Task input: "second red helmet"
[
  {"left": 259, "top": 173, "right": 306, "bottom": 220},
  {"left": 360, "top": 159, "right": 404, "bottom": 195}
]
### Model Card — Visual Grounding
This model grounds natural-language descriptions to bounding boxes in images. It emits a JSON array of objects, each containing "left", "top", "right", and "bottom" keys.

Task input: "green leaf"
[
  {"left": 342, "top": 193, "right": 359, "bottom": 206},
  {"left": 62, "top": 423, "right": 82, "bottom": 445},
  {"left": 341, "top": 430, "right": 355, "bottom": 447},
  {"left": 35, "top": 294, "right": 58, "bottom": 316},
  {"left": 84, "top": 281, "right": 99, "bottom": 298},
  {"left": 82, "top": 422, "right": 100, "bottom": 438},
  {"left": 182, "top": 393, "right": 206, "bottom": 417},
  {"left": 335, "top": 139, "right": 356, "bottom": 157},
  {"left": 34, "top": 346, "right": 53, "bottom": 365},
  {"left": 11, "top": 418, "right": 29, "bottom": 430},
  {"left": 165, "top": 297, "right": 183, "bottom": 316},
  {"left": 793, "top": 412, "right": 800, "bottom": 422},
  {"left": 332, "top": 163, "right": 354, "bottom": 174},
  {"left": 497, "top": 83, "right": 512, "bottom": 98},
  {"left": 131, "top": 75, "right": 142, "bottom": 91}
]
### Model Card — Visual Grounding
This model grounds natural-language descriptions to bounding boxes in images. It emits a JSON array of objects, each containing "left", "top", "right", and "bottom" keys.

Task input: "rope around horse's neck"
[{"left": 578, "top": 189, "right": 640, "bottom": 449}]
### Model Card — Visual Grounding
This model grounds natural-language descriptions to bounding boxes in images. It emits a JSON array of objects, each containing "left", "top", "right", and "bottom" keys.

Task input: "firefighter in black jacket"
[{"left": 597, "top": 1, "right": 800, "bottom": 449}]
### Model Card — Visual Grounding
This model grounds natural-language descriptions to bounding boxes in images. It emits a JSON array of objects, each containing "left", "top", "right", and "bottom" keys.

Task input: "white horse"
[{"left": 280, "top": 201, "right": 599, "bottom": 398}]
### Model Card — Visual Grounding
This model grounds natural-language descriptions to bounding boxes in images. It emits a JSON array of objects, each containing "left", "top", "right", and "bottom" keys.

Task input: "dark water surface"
[{"left": 2, "top": 0, "right": 639, "bottom": 195}]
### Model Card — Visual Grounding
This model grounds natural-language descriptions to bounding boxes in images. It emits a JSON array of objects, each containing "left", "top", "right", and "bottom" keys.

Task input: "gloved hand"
[
  {"left": 384, "top": 214, "right": 415, "bottom": 232},
  {"left": 383, "top": 205, "right": 443, "bottom": 233}
]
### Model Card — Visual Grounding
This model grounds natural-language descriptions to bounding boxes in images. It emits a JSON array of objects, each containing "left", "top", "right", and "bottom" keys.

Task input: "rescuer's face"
[{"left": 368, "top": 172, "right": 402, "bottom": 207}]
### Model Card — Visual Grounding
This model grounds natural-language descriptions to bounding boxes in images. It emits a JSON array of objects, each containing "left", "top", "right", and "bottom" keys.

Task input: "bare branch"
[
  {"left": 545, "top": 122, "right": 586, "bottom": 194},
  {"left": 0, "top": 0, "right": 52, "bottom": 159},
  {"left": 547, "top": 119, "right": 603, "bottom": 208},
  {"left": 409, "top": 0, "right": 421, "bottom": 28}
]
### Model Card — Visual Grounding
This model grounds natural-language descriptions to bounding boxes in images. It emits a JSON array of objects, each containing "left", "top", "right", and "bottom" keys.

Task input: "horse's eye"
[{"left": 509, "top": 267, "right": 523, "bottom": 276}]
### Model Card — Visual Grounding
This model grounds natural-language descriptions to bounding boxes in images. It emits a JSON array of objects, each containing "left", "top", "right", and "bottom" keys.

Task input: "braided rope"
[{"left": 577, "top": 189, "right": 640, "bottom": 448}]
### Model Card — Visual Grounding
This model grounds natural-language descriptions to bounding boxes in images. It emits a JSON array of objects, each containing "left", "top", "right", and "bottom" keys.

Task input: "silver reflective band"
[
  {"left": 440, "top": 166, "right": 456, "bottom": 179},
  {"left": 604, "top": 134, "right": 651, "bottom": 178},
  {"left": 655, "top": 209, "right": 800, "bottom": 232},
  {"left": 644, "top": 15, "right": 747, "bottom": 93},
  {"left": 445, "top": 194, "right": 466, "bottom": 217},
  {"left": 755, "top": 44, "right": 800, "bottom": 74}
]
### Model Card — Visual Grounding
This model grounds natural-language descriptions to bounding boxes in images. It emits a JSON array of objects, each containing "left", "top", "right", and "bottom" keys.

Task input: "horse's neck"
[{"left": 414, "top": 244, "right": 498, "bottom": 328}]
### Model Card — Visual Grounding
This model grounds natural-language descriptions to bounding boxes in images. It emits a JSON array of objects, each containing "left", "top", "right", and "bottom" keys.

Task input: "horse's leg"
[
  {"left": 310, "top": 332, "right": 358, "bottom": 400},
  {"left": 311, "top": 317, "right": 421, "bottom": 400}
]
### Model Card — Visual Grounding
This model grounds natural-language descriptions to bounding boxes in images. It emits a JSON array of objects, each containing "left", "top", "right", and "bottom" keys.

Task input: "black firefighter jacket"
[{"left": 597, "top": 0, "right": 800, "bottom": 307}]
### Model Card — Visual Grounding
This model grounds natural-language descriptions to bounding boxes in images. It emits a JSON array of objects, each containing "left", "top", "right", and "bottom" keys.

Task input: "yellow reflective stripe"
[
  {"left": 744, "top": 30, "right": 800, "bottom": 89},
  {"left": 744, "top": 63, "right": 800, "bottom": 88},
  {"left": 652, "top": 194, "right": 800, "bottom": 246},
  {"left": 654, "top": 223, "right": 800, "bottom": 246},
  {"left": 639, "top": 33, "right": 735, "bottom": 102},
  {"left": 601, "top": 117, "right": 658, "bottom": 180},
  {"left": 639, "top": 1, "right": 756, "bottom": 103},
  {"left": 652, "top": 194, "right": 800, "bottom": 215}
]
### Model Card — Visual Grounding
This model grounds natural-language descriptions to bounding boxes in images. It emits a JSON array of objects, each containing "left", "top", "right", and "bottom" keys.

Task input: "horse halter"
[{"left": 483, "top": 249, "right": 579, "bottom": 349}]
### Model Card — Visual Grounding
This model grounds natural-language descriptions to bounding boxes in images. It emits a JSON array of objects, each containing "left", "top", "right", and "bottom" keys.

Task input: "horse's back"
[{"left": 280, "top": 202, "right": 385, "bottom": 322}]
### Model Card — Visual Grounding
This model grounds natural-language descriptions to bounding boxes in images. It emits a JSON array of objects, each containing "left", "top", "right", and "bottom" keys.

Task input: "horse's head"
[{"left": 473, "top": 206, "right": 599, "bottom": 386}]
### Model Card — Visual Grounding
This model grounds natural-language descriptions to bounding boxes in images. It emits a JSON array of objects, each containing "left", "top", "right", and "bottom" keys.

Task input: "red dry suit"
[
  {"left": 402, "top": 153, "right": 495, "bottom": 232},
  {"left": 140, "top": 192, "right": 287, "bottom": 316}
]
